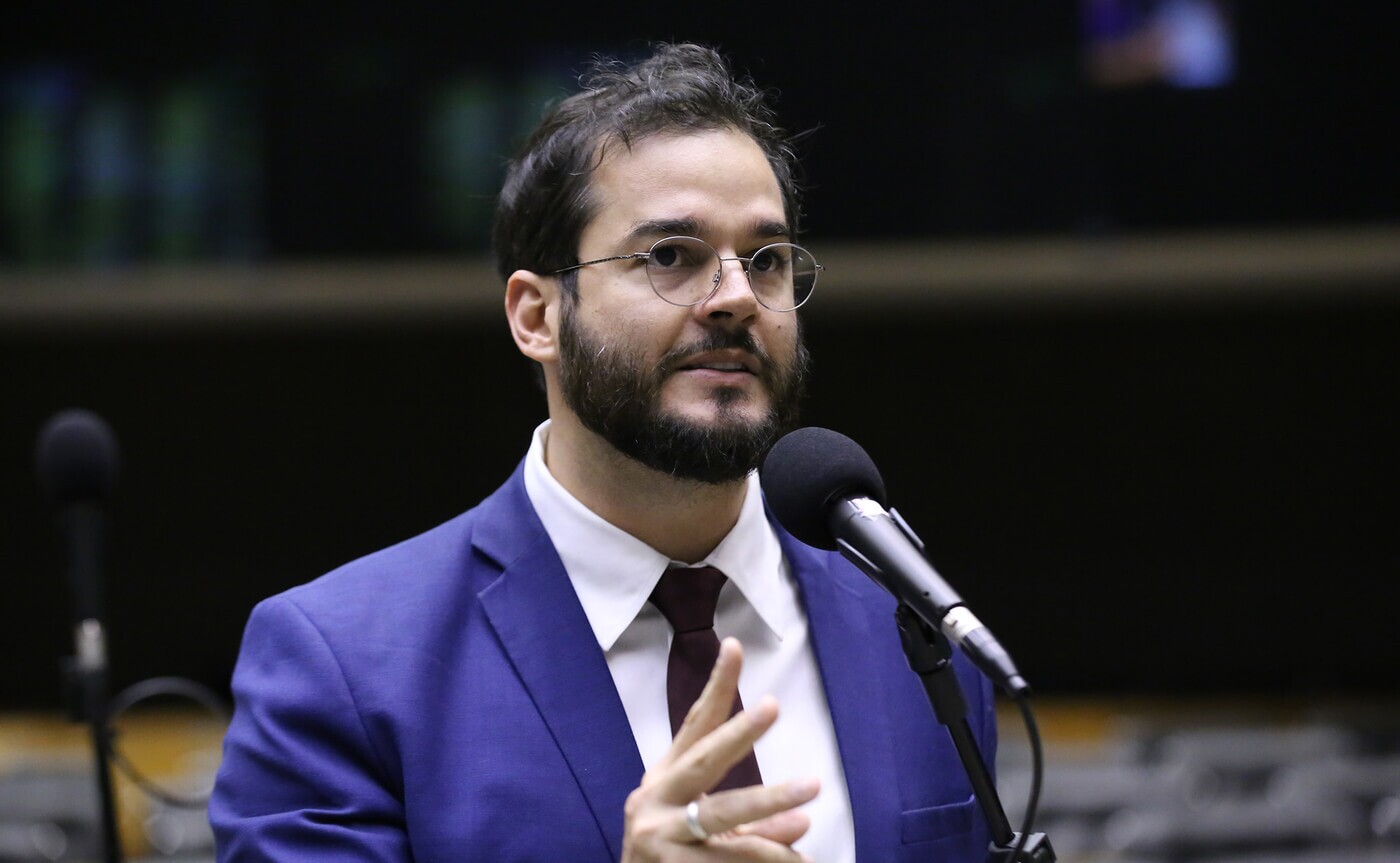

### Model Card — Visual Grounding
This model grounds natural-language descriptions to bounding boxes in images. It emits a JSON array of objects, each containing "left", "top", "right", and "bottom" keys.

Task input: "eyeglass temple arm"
[
  {"left": 550, "top": 253, "right": 649, "bottom": 275},
  {"left": 716, "top": 254, "right": 825, "bottom": 270}
]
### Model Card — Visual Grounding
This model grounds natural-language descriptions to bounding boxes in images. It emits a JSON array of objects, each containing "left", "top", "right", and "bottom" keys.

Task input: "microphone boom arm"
[{"left": 828, "top": 499, "right": 1030, "bottom": 696}]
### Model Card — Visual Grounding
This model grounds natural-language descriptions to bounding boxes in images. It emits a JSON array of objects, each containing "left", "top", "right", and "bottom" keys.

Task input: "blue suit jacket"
[{"left": 211, "top": 463, "right": 997, "bottom": 862}]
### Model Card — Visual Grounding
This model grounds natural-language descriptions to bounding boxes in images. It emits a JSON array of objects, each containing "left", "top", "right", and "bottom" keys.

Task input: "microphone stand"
[
  {"left": 66, "top": 622, "right": 124, "bottom": 863},
  {"left": 895, "top": 604, "right": 1054, "bottom": 863},
  {"left": 60, "top": 505, "right": 124, "bottom": 863}
]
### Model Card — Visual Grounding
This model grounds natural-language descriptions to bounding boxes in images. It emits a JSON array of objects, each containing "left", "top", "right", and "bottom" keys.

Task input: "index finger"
[
  {"left": 655, "top": 695, "right": 779, "bottom": 805},
  {"left": 655, "top": 637, "right": 745, "bottom": 769}
]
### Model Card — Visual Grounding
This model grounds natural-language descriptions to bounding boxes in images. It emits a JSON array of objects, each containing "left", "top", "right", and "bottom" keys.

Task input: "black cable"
[
  {"left": 105, "top": 676, "right": 230, "bottom": 809},
  {"left": 1007, "top": 693, "right": 1044, "bottom": 862}
]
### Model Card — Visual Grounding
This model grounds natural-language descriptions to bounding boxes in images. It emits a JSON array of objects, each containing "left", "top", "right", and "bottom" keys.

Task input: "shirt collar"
[{"left": 522, "top": 420, "right": 790, "bottom": 651}]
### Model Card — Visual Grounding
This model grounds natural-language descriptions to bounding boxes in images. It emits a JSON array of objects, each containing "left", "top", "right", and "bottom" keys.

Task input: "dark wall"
[
  {"left": 5, "top": 288, "right": 1397, "bottom": 708},
  {"left": 5, "top": 4, "right": 1399, "bottom": 260}
]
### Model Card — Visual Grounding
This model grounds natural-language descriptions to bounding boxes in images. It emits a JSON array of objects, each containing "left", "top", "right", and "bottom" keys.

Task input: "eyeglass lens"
[{"left": 645, "top": 236, "right": 817, "bottom": 311}]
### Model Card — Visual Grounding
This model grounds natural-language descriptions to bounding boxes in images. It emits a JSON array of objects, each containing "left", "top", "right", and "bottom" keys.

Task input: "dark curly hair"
[{"left": 492, "top": 43, "right": 802, "bottom": 291}]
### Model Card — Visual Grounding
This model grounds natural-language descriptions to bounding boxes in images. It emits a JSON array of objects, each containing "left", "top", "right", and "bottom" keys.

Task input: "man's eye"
[
  {"left": 750, "top": 248, "right": 789, "bottom": 273},
  {"left": 649, "top": 240, "right": 706, "bottom": 269},
  {"left": 650, "top": 246, "right": 681, "bottom": 267}
]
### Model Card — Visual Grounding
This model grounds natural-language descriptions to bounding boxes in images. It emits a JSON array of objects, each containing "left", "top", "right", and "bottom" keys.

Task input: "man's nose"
[{"left": 697, "top": 259, "right": 759, "bottom": 320}]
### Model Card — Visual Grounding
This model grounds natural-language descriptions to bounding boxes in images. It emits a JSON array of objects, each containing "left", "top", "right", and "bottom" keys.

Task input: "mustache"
[{"left": 657, "top": 329, "right": 772, "bottom": 376}]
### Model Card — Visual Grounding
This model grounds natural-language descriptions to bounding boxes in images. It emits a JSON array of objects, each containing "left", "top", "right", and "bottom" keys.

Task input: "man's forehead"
[{"left": 583, "top": 129, "right": 786, "bottom": 243}]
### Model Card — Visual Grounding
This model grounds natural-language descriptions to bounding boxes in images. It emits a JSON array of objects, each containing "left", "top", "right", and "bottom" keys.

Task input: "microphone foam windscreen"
[
  {"left": 35, "top": 409, "right": 120, "bottom": 506},
  {"left": 760, "top": 427, "right": 887, "bottom": 550}
]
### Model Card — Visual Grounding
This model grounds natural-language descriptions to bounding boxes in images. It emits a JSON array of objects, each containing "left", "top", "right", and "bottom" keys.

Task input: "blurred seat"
[
  {"left": 0, "top": 769, "right": 100, "bottom": 862},
  {"left": 1102, "top": 791, "right": 1363, "bottom": 856},
  {"left": 1269, "top": 753, "right": 1400, "bottom": 807},
  {"left": 1150, "top": 724, "right": 1356, "bottom": 774}
]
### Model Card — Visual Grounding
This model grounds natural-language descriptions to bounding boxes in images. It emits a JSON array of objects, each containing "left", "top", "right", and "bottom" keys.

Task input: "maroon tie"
[{"left": 649, "top": 566, "right": 763, "bottom": 791}]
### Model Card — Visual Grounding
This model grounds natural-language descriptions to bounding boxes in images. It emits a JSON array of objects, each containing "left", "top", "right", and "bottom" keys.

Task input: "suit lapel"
[
  {"left": 474, "top": 469, "right": 643, "bottom": 860},
  {"left": 781, "top": 530, "right": 904, "bottom": 863}
]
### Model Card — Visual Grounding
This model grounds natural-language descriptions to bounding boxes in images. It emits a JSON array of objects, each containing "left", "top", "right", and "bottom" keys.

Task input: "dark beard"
[{"left": 557, "top": 305, "right": 809, "bottom": 484}]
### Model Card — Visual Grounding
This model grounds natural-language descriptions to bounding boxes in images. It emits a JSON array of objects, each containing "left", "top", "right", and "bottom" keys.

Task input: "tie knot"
[{"left": 649, "top": 566, "right": 728, "bottom": 634}]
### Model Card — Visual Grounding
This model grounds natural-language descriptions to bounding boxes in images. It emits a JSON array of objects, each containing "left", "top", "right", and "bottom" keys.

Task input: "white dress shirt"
[{"left": 522, "top": 421, "right": 855, "bottom": 863}]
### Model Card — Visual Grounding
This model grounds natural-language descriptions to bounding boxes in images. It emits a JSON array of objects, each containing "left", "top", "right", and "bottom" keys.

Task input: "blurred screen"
[{"left": 1083, "top": 0, "right": 1236, "bottom": 88}]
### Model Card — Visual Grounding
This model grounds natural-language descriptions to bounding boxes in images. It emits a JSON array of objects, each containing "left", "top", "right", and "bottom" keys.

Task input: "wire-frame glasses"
[{"left": 550, "top": 235, "right": 822, "bottom": 312}]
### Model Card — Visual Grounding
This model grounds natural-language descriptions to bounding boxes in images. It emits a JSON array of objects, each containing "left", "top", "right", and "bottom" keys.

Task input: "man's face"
[{"left": 556, "top": 128, "right": 809, "bottom": 483}]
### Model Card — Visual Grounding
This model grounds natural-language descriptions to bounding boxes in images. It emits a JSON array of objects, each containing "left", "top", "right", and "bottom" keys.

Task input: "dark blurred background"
[{"left": 3, "top": 1, "right": 1398, "bottom": 712}]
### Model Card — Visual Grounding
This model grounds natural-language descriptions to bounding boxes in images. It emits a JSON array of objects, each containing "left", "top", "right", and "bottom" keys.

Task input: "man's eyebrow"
[
  {"left": 753, "top": 219, "right": 791, "bottom": 240},
  {"left": 623, "top": 217, "right": 791, "bottom": 246},
  {"left": 624, "top": 218, "right": 701, "bottom": 245}
]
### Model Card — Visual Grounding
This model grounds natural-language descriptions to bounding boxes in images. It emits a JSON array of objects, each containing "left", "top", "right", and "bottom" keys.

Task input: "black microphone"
[
  {"left": 36, "top": 409, "right": 121, "bottom": 630},
  {"left": 37, "top": 407, "right": 123, "bottom": 721},
  {"left": 761, "top": 427, "right": 1029, "bottom": 696}
]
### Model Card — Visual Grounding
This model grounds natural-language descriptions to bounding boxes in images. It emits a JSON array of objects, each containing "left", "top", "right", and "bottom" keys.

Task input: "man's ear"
[{"left": 504, "top": 270, "right": 559, "bottom": 364}]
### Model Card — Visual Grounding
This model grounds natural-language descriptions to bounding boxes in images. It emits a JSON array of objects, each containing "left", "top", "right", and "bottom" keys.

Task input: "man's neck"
[{"left": 542, "top": 414, "right": 748, "bottom": 564}]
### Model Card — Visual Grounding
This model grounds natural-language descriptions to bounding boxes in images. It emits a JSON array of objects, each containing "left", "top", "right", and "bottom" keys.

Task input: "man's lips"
[
  {"left": 673, "top": 350, "right": 761, "bottom": 375},
  {"left": 675, "top": 367, "right": 754, "bottom": 387}
]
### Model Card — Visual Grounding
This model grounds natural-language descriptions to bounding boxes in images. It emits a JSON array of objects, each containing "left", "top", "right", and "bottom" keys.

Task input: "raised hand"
[{"left": 620, "top": 638, "right": 821, "bottom": 862}]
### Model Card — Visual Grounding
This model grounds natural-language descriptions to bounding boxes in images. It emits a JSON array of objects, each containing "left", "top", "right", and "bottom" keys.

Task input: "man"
[{"left": 211, "top": 44, "right": 995, "bottom": 862}]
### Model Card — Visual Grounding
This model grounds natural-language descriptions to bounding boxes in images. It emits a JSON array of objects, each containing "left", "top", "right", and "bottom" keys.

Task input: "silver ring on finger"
[{"left": 684, "top": 800, "right": 711, "bottom": 842}]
